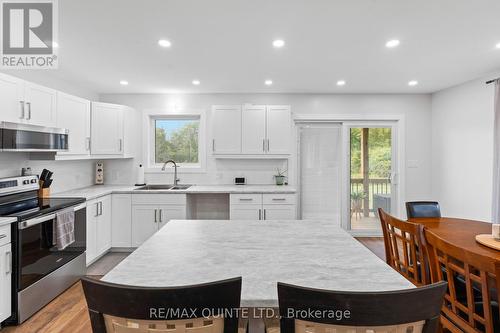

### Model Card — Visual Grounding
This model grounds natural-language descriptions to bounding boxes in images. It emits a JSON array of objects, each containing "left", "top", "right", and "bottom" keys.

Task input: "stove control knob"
[
  {"left": 30, "top": 179, "right": 37, "bottom": 184},
  {"left": 23, "top": 180, "right": 29, "bottom": 185}
]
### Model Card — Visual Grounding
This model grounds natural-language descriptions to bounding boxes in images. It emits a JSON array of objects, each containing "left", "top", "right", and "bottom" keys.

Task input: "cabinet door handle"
[
  {"left": 6, "top": 251, "right": 12, "bottom": 274},
  {"left": 154, "top": 209, "right": 157, "bottom": 223},
  {"left": 264, "top": 209, "right": 266, "bottom": 220},
  {"left": 212, "top": 139, "right": 215, "bottom": 152},
  {"left": 100, "top": 202, "right": 103, "bottom": 215},
  {"left": 19, "top": 101, "right": 25, "bottom": 119},
  {"left": 0, "top": 234, "right": 6, "bottom": 240},
  {"left": 95, "top": 203, "right": 99, "bottom": 217},
  {"left": 159, "top": 209, "right": 162, "bottom": 223},
  {"left": 259, "top": 209, "right": 261, "bottom": 220},
  {"left": 267, "top": 139, "right": 270, "bottom": 152},
  {"left": 26, "top": 102, "right": 32, "bottom": 120},
  {"left": 272, "top": 198, "right": 286, "bottom": 201},
  {"left": 119, "top": 139, "right": 123, "bottom": 152},
  {"left": 239, "top": 198, "right": 253, "bottom": 201},
  {"left": 263, "top": 139, "right": 265, "bottom": 152}
]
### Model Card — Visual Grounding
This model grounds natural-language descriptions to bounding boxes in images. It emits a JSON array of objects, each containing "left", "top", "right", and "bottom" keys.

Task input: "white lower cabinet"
[
  {"left": 131, "top": 194, "right": 186, "bottom": 247},
  {"left": 230, "top": 193, "right": 296, "bottom": 220},
  {"left": 111, "top": 194, "right": 132, "bottom": 247},
  {"left": 0, "top": 237, "right": 12, "bottom": 324},
  {"left": 86, "top": 195, "right": 112, "bottom": 266}
]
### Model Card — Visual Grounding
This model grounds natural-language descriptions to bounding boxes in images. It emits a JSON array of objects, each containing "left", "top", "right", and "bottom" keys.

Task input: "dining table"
[{"left": 408, "top": 217, "right": 500, "bottom": 261}]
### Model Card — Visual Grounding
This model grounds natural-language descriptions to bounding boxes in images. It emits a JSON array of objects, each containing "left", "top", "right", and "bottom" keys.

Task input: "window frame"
[{"left": 148, "top": 113, "right": 206, "bottom": 173}]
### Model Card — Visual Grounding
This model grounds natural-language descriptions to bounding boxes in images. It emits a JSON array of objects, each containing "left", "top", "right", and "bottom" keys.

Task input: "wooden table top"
[{"left": 408, "top": 217, "right": 500, "bottom": 261}]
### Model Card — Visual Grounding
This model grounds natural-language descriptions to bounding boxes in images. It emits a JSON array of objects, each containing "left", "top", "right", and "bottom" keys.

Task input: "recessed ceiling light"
[
  {"left": 192, "top": 80, "right": 200, "bottom": 85},
  {"left": 158, "top": 39, "right": 172, "bottom": 48},
  {"left": 272, "top": 39, "right": 285, "bottom": 48},
  {"left": 119, "top": 80, "right": 129, "bottom": 86},
  {"left": 264, "top": 80, "right": 273, "bottom": 86},
  {"left": 385, "top": 39, "right": 400, "bottom": 48},
  {"left": 337, "top": 80, "right": 346, "bottom": 86},
  {"left": 496, "top": 42, "right": 500, "bottom": 49},
  {"left": 408, "top": 80, "right": 419, "bottom": 86}
]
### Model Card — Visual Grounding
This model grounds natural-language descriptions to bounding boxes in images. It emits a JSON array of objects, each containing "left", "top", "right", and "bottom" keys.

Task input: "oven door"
[
  {"left": 0, "top": 122, "right": 68, "bottom": 152},
  {"left": 16, "top": 204, "right": 86, "bottom": 291}
]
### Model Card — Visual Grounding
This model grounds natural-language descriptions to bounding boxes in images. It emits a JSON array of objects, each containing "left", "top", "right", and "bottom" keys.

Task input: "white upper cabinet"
[
  {"left": 0, "top": 73, "right": 25, "bottom": 123},
  {"left": 211, "top": 105, "right": 242, "bottom": 154},
  {"left": 24, "top": 82, "right": 57, "bottom": 127},
  {"left": 91, "top": 102, "right": 124, "bottom": 155},
  {"left": 266, "top": 105, "right": 291, "bottom": 154},
  {"left": 242, "top": 105, "right": 266, "bottom": 154},
  {"left": 212, "top": 104, "right": 291, "bottom": 156},
  {"left": 56, "top": 92, "right": 91, "bottom": 156},
  {"left": 0, "top": 73, "right": 57, "bottom": 127}
]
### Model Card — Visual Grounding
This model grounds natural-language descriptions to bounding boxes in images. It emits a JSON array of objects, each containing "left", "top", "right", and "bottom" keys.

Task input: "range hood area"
[{"left": 0, "top": 122, "right": 69, "bottom": 152}]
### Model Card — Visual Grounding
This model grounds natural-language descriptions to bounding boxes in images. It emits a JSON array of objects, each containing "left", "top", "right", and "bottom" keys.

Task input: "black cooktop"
[{"left": 0, "top": 193, "right": 85, "bottom": 220}]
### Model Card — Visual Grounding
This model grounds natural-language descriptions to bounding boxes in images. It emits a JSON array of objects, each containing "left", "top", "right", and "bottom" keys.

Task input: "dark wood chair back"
[
  {"left": 81, "top": 277, "right": 242, "bottom": 333},
  {"left": 276, "top": 281, "right": 447, "bottom": 333},
  {"left": 378, "top": 208, "right": 430, "bottom": 286},
  {"left": 406, "top": 201, "right": 441, "bottom": 219},
  {"left": 424, "top": 229, "right": 500, "bottom": 333}
]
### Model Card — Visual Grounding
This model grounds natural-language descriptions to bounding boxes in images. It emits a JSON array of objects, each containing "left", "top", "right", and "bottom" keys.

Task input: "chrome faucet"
[{"left": 161, "top": 160, "right": 180, "bottom": 186}]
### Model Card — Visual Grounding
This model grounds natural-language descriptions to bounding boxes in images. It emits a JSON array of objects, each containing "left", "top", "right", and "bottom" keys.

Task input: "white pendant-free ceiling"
[{"left": 46, "top": 0, "right": 500, "bottom": 94}]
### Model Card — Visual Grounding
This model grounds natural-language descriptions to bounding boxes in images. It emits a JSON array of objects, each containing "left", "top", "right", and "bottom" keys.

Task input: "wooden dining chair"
[
  {"left": 406, "top": 201, "right": 441, "bottom": 219},
  {"left": 378, "top": 208, "right": 430, "bottom": 286},
  {"left": 81, "top": 277, "right": 243, "bottom": 333},
  {"left": 269, "top": 281, "right": 447, "bottom": 333},
  {"left": 424, "top": 230, "right": 500, "bottom": 333}
]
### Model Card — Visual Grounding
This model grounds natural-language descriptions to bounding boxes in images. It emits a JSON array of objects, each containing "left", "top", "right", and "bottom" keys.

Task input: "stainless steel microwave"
[{"left": 0, "top": 122, "right": 69, "bottom": 152}]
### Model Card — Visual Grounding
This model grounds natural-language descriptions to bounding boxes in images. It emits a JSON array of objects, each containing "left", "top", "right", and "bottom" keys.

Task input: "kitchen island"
[{"left": 102, "top": 219, "right": 413, "bottom": 307}]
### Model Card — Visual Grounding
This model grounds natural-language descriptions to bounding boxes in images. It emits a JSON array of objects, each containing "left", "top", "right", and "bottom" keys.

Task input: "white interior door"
[{"left": 298, "top": 123, "right": 342, "bottom": 223}]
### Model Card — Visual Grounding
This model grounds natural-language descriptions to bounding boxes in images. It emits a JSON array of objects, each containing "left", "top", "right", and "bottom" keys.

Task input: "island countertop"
[{"left": 102, "top": 220, "right": 414, "bottom": 307}]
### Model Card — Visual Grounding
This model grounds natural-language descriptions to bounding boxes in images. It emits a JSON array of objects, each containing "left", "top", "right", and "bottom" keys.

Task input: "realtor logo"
[{"left": 1, "top": 0, "right": 58, "bottom": 68}]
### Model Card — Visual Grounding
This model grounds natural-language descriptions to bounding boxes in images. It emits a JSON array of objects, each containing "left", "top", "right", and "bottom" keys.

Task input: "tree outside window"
[{"left": 155, "top": 118, "right": 199, "bottom": 164}]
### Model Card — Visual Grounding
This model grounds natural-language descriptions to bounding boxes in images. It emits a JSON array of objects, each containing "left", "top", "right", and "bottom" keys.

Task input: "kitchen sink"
[
  {"left": 134, "top": 184, "right": 191, "bottom": 191},
  {"left": 169, "top": 185, "right": 192, "bottom": 190}
]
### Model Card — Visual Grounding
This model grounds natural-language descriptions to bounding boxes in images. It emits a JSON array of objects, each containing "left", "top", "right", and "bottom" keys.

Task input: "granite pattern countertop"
[
  {"left": 54, "top": 184, "right": 296, "bottom": 200},
  {"left": 0, "top": 217, "right": 17, "bottom": 227},
  {"left": 103, "top": 220, "right": 414, "bottom": 307}
]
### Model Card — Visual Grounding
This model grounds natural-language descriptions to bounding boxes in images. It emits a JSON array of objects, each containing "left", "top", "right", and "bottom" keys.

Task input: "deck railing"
[{"left": 350, "top": 178, "right": 391, "bottom": 213}]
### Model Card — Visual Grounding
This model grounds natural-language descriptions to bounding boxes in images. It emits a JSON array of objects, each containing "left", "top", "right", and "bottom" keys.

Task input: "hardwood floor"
[
  {"left": 356, "top": 237, "right": 386, "bottom": 261},
  {"left": 1, "top": 239, "right": 386, "bottom": 333}
]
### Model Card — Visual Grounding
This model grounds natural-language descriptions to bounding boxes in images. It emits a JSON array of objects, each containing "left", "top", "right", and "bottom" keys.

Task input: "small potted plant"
[{"left": 274, "top": 168, "right": 287, "bottom": 186}]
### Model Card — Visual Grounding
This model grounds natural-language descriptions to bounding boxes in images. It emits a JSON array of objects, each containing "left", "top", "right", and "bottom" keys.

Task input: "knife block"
[{"left": 38, "top": 181, "right": 50, "bottom": 198}]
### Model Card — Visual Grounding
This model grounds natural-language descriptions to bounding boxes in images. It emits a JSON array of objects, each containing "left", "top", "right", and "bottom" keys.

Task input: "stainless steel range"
[{"left": 0, "top": 175, "right": 86, "bottom": 324}]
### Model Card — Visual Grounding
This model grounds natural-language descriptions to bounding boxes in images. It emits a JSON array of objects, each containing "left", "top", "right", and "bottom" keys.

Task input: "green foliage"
[
  {"left": 155, "top": 122, "right": 199, "bottom": 163},
  {"left": 350, "top": 128, "right": 391, "bottom": 179}
]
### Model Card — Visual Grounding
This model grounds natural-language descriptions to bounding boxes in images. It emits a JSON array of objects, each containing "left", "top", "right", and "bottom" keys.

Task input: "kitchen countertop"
[
  {"left": 54, "top": 184, "right": 296, "bottom": 200},
  {"left": 103, "top": 219, "right": 414, "bottom": 307},
  {"left": 0, "top": 217, "right": 17, "bottom": 227}
]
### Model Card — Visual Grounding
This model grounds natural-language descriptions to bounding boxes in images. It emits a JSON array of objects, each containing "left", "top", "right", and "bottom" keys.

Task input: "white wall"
[
  {"left": 431, "top": 78, "right": 495, "bottom": 222},
  {"left": 100, "top": 93, "right": 433, "bottom": 202}
]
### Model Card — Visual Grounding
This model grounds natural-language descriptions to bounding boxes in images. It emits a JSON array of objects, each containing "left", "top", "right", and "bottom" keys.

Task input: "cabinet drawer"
[
  {"left": 230, "top": 194, "right": 262, "bottom": 205},
  {"left": 263, "top": 193, "right": 296, "bottom": 205},
  {"left": 0, "top": 225, "right": 11, "bottom": 246},
  {"left": 132, "top": 194, "right": 187, "bottom": 205}
]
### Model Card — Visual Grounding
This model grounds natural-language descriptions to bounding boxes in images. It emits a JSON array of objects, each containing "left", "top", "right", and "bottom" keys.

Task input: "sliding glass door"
[
  {"left": 345, "top": 124, "right": 398, "bottom": 234},
  {"left": 298, "top": 123, "right": 342, "bottom": 222}
]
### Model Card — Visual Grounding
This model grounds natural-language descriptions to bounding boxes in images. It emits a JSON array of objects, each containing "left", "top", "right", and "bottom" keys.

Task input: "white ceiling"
[{"left": 47, "top": 0, "right": 500, "bottom": 94}]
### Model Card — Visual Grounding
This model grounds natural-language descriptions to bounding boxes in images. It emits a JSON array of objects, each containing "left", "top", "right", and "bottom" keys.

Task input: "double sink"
[{"left": 135, "top": 184, "right": 192, "bottom": 191}]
